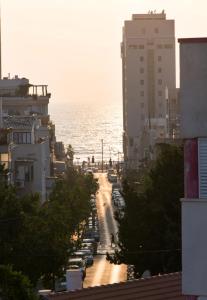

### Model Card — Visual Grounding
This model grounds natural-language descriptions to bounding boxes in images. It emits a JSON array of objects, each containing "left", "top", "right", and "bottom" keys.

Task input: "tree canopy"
[
  {"left": 0, "top": 163, "right": 98, "bottom": 288},
  {"left": 107, "top": 144, "right": 184, "bottom": 277},
  {"left": 0, "top": 265, "right": 38, "bottom": 300}
]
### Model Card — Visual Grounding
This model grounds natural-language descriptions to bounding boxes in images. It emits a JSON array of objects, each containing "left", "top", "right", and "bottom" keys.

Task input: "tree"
[
  {"left": 0, "top": 163, "right": 99, "bottom": 288},
  {"left": 107, "top": 144, "right": 184, "bottom": 277},
  {"left": 0, "top": 265, "right": 38, "bottom": 300},
  {"left": 66, "top": 144, "right": 74, "bottom": 166}
]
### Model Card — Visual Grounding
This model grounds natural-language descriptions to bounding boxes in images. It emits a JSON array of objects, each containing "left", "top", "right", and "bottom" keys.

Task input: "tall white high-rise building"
[{"left": 121, "top": 11, "right": 176, "bottom": 168}]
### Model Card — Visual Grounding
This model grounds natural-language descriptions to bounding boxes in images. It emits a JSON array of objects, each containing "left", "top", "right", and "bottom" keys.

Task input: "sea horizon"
[{"left": 49, "top": 100, "right": 123, "bottom": 164}]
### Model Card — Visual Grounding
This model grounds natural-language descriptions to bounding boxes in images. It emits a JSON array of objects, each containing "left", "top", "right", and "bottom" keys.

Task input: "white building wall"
[
  {"left": 182, "top": 199, "right": 207, "bottom": 296},
  {"left": 180, "top": 41, "right": 207, "bottom": 138},
  {"left": 179, "top": 38, "right": 207, "bottom": 299},
  {"left": 12, "top": 142, "right": 48, "bottom": 203}
]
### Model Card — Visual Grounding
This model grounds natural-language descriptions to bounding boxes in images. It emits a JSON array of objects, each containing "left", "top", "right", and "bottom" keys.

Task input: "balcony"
[{"left": 0, "top": 129, "right": 8, "bottom": 145}]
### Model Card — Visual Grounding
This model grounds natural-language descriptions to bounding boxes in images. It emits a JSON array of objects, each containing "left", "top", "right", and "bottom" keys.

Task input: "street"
[{"left": 83, "top": 173, "right": 127, "bottom": 287}]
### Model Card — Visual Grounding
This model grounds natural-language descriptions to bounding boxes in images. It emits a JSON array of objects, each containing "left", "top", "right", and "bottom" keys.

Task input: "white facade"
[
  {"left": 122, "top": 11, "right": 176, "bottom": 167},
  {"left": 0, "top": 74, "right": 55, "bottom": 202},
  {"left": 1, "top": 116, "right": 51, "bottom": 203},
  {"left": 180, "top": 38, "right": 207, "bottom": 299},
  {"left": 12, "top": 141, "right": 49, "bottom": 203},
  {"left": 180, "top": 41, "right": 207, "bottom": 138}
]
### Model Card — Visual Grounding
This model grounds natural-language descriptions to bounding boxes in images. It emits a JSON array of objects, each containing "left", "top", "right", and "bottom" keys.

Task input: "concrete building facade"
[
  {"left": 0, "top": 116, "right": 51, "bottom": 202},
  {"left": 0, "top": 76, "right": 60, "bottom": 202},
  {"left": 121, "top": 11, "right": 176, "bottom": 168},
  {"left": 0, "top": 75, "right": 50, "bottom": 118},
  {"left": 179, "top": 38, "right": 207, "bottom": 300}
]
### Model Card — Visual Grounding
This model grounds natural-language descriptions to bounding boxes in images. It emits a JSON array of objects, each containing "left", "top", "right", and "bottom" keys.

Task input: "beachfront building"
[
  {"left": 121, "top": 11, "right": 177, "bottom": 168},
  {"left": 0, "top": 75, "right": 63, "bottom": 202},
  {"left": 0, "top": 75, "right": 50, "bottom": 117},
  {"left": 0, "top": 115, "right": 52, "bottom": 202}
]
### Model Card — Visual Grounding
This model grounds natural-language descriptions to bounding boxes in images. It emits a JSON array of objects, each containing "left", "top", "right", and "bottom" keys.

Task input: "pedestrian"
[{"left": 111, "top": 233, "right": 115, "bottom": 246}]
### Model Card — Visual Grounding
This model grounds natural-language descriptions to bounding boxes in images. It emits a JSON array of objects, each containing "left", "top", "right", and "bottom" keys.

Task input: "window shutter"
[{"left": 198, "top": 138, "right": 207, "bottom": 198}]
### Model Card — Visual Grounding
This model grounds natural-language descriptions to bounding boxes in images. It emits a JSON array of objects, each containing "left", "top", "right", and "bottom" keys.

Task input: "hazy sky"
[{"left": 2, "top": 0, "right": 207, "bottom": 104}]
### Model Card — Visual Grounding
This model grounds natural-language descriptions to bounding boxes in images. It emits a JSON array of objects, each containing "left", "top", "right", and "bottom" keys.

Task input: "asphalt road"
[{"left": 83, "top": 173, "right": 127, "bottom": 287}]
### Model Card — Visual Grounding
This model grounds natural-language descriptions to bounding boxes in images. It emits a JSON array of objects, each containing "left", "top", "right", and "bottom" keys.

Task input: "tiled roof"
[
  {"left": 3, "top": 116, "right": 36, "bottom": 130},
  {"left": 47, "top": 272, "right": 189, "bottom": 300}
]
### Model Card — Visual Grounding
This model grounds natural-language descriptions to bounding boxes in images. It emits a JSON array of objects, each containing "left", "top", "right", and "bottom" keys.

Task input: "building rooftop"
[
  {"left": 47, "top": 272, "right": 187, "bottom": 300},
  {"left": 132, "top": 11, "right": 166, "bottom": 21},
  {"left": 178, "top": 37, "right": 207, "bottom": 43}
]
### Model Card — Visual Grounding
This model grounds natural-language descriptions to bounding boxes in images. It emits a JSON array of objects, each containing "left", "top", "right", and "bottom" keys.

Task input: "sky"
[{"left": 2, "top": 0, "right": 207, "bottom": 105}]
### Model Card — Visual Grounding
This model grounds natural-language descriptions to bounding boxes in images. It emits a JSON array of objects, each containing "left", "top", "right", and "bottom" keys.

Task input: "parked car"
[
  {"left": 68, "top": 258, "right": 86, "bottom": 280},
  {"left": 78, "top": 249, "right": 94, "bottom": 266},
  {"left": 83, "top": 228, "right": 100, "bottom": 242},
  {"left": 109, "top": 174, "right": 117, "bottom": 183},
  {"left": 55, "top": 275, "right": 67, "bottom": 292}
]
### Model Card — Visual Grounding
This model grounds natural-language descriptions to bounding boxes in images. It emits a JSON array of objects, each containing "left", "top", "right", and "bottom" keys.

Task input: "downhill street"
[{"left": 83, "top": 173, "right": 127, "bottom": 287}]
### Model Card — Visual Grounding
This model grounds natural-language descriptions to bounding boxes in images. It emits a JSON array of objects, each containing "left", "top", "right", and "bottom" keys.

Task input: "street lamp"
[
  {"left": 101, "top": 139, "right": 103, "bottom": 172},
  {"left": 117, "top": 151, "right": 120, "bottom": 175}
]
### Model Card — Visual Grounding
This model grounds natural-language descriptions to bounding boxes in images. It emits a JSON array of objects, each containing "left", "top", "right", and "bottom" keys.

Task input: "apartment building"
[
  {"left": 0, "top": 75, "right": 60, "bottom": 202},
  {"left": 121, "top": 11, "right": 177, "bottom": 168}
]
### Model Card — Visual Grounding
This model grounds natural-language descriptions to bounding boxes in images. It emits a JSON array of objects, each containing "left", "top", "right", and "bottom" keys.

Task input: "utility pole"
[
  {"left": 117, "top": 151, "right": 120, "bottom": 175},
  {"left": 101, "top": 139, "right": 103, "bottom": 172}
]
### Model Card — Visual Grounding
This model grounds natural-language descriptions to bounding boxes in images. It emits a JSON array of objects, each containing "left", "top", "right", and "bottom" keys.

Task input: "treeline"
[
  {"left": 0, "top": 163, "right": 98, "bottom": 297},
  {"left": 107, "top": 144, "right": 184, "bottom": 277}
]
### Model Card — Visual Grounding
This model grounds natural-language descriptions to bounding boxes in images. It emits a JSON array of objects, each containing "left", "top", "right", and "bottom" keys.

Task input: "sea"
[{"left": 49, "top": 101, "right": 123, "bottom": 165}]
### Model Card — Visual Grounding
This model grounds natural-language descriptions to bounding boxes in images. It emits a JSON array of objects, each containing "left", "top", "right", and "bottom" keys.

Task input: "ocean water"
[{"left": 49, "top": 101, "right": 123, "bottom": 164}]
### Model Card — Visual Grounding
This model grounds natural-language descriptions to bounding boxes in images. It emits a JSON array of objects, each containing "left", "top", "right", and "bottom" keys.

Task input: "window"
[
  {"left": 141, "top": 28, "right": 146, "bottom": 34},
  {"left": 139, "top": 45, "right": 144, "bottom": 49},
  {"left": 157, "top": 44, "right": 163, "bottom": 49},
  {"left": 128, "top": 44, "right": 138, "bottom": 49},
  {"left": 140, "top": 68, "right": 144, "bottom": 74},
  {"left": 158, "top": 79, "right": 162, "bottom": 85},
  {"left": 147, "top": 41, "right": 154, "bottom": 46},
  {"left": 158, "top": 90, "right": 162, "bottom": 96},
  {"left": 158, "top": 56, "right": 162, "bottom": 62},
  {"left": 158, "top": 67, "right": 162, "bottom": 73},
  {"left": 16, "top": 164, "right": 34, "bottom": 182},
  {"left": 165, "top": 44, "right": 173, "bottom": 49},
  {"left": 31, "top": 165, "right": 34, "bottom": 181},
  {"left": 140, "top": 56, "right": 144, "bottom": 62},
  {"left": 13, "top": 132, "right": 32, "bottom": 144},
  {"left": 140, "top": 91, "right": 144, "bottom": 96},
  {"left": 129, "top": 137, "right": 134, "bottom": 147},
  {"left": 141, "top": 102, "right": 144, "bottom": 108},
  {"left": 140, "top": 79, "right": 144, "bottom": 85},
  {"left": 154, "top": 28, "right": 159, "bottom": 33}
]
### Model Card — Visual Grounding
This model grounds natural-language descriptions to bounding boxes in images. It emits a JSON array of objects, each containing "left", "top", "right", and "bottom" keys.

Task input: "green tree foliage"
[
  {"left": 0, "top": 265, "right": 38, "bottom": 300},
  {"left": 50, "top": 166, "right": 99, "bottom": 237},
  {"left": 0, "top": 163, "right": 99, "bottom": 288},
  {"left": 108, "top": 144, "right": 184, "bottom": 277}
]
